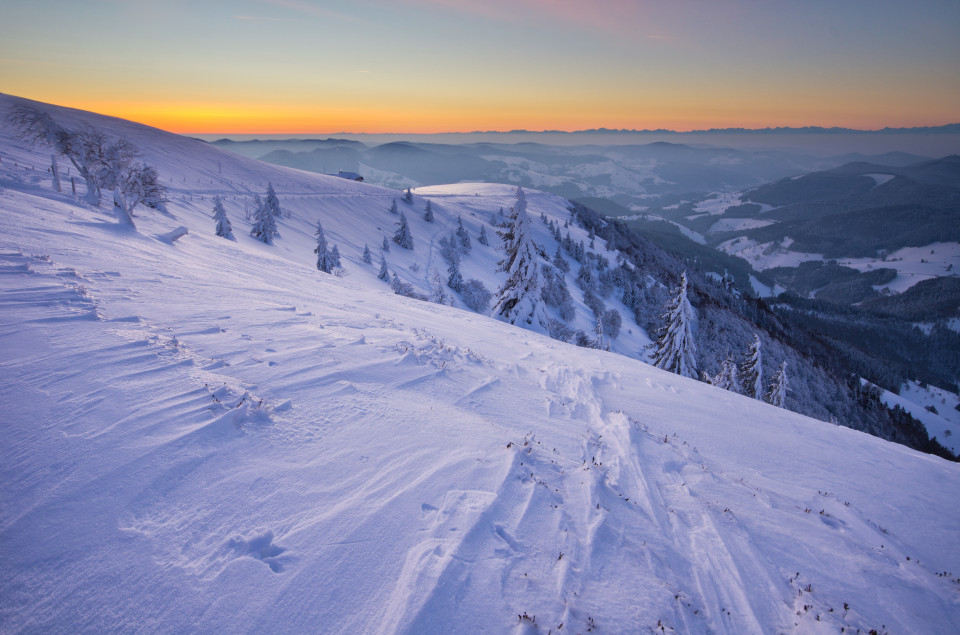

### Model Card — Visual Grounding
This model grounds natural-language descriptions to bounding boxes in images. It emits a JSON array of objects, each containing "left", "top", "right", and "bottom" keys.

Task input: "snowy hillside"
[
  {"left": 870, "top": 380, "right": 960, "bottom": 456},
  {"left": 2, "top": 95, "right": 960, "bottom": 633}
]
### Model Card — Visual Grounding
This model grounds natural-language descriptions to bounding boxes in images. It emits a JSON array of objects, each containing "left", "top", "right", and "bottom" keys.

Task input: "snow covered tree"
[
  {"left": 8, "top": 105, "right": 101, "bottom": 205},
  {"left": 403, "top": 188, "right": 413, "bottom": 204},
  {"left": 456, "top": 215, "right": 471, "bottom": 251},
  {"left": 461, "top": 279, "right": 492, "bottom": 313},
  {"left": 447, "top": 248, "right": 463, "bottom": 292},
  {"left": 741, "top": 334, "right": 764, "bottom": 399},
  {"left": 330, "top": 244, "right": 341, "bottom": 268},
  {"left": 766, "top": 360, "right": 789, "bottom": 408},
  {"left": 478, "top": 224, "right": 490, "bottom": 246},
  {"left": 113, "top": 187, "right": 136, "bottom": 228},
  {"left": 382, "top": 236, "right": 390, "bottom": 251},
  {"left": 429, "top": 270, "right": 449, "bottom": 304},
  {"left": 314, "top": 221, "right": 336, "bottom": 272},
  {"left": 389, "top": 198, "right": 399, "bottom": 214},
  {"left": 264, "top": 183, "right": 282, "bottom": 217},
  {"left": 213, "top": 195, "right": 234, "bottom": 240},
  {"left": 438, "top": 234, "right": 460, "bottom": 264},
  {"left": 576, "top": 262, "right": 595, "bottom": 291},
  {"left": 592, "top": 314, "right": 609, "bottom": 351},
  {"left": 423, "top": 199, "right": 434, "bottom": 222},
  {"left": 378, "top": 255, "right": 390, "bottom": 281},
  {"left": 601, "top": 308, "right": 622, "bottom": 340},
  {"left": 8, "top": 105, "right": 166, "bottom": 213},
  {"left": 711, "top": 357, "right": 740, "bottom": 393},
  {"left": 362, "top": 244, "right": 373, "bottom": 264},
  {"left": 393, "top": 212, "right": 414, "bottom": 249},
  {"left": 119, "top": 164, "right": 166, "bottom": 214},
  {"left": 250, "top": 191, "right": 278, "bottom": 244},
  {"left": 492, "top": 187, "right": 549, "bottom": 329},
  {"left": 651, "top": 271, "right": 698, "bottom": 379}
]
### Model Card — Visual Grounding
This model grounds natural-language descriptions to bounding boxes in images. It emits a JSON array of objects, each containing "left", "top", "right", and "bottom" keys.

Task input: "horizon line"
[{"left": 186, "top": 123, "right": 960, "bottom": 138}]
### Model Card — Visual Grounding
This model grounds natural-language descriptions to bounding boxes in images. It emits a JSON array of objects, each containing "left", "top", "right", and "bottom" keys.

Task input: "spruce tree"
[
  {"left": 393, "top": 212, "right": 414, "bottom": 249},
  {"left": 492, "top": 187, "right": 548, "bottom": 329},
  {"left": 362, "top": 244, "right": 373, "bottom": 264},
  {"left": 213, "top": 195, "right": 234, "bottom": 240},
  {"left": 264, "top": 182, "right": 282, "bottom": 216},
  {"left": 478, "top": 224, "right": 490, "bottom": 246},
  {"left": 389, "top": 198, "right": 399, "bottom": 214},
  {"left": 429, "top": 270, "right": 448, "bottom": 304},
  {"left": 593, "top": 314, "right": 608, "bottom": 351},
  {"left": 713, "top": 357, "right": 740, "bottom": 393},
  {"left": 403, "top": 188, "right": 413, "bottom": 204},
  {"left": 314, "top": 221, "right": 335, "bottom": 272},
  {"left": 378, "top": 255, "right": 390, "bottom": 281},
  {"left": 382, "top": 236, "right": 390, "bottom": 251},
  {"left": 767, "top": 360, "right": 789, "bottom": 408},
  {"left": 447, "top": 248, "right": 463, "bottom": 292},
  {"left": 250, "top": 192, "right": 277, "bottom": 244},
  {"left": 456, "top": 215, "right": 471, "bottom": 250},
  {"left": 330, "top": 244, "right": 341, "bottom": 268},
  {"left": 651, "top": 271, "right": 698, "bottom": 379},
  {"left": 741, "top": 334, "right": 764, "bottom": 399},
  {"left": 423, "top": 199, "right": 434, "bottom": 222},
  {"left": 553, "top": 246, "right": 570, "bottom": 272}
]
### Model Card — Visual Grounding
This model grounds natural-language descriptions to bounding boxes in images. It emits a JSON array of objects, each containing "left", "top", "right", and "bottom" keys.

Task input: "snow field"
[{"left": 1, "top": 95, "right": 959, "bottom": 633}]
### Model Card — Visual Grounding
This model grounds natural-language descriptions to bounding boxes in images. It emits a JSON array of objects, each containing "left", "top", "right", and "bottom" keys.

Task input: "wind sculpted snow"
[{"left": 1, "top": 95, "right": 959, "bottom": 633}]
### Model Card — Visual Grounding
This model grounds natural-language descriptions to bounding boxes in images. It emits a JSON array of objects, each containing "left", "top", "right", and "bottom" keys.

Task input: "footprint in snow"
[{"left": 227, "top": 530, "right": 288, "bottom": 573}]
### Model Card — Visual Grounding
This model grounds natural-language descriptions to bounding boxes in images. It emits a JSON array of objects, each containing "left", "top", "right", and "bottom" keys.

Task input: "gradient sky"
[{"left": 2, "top": 0, "right": 958, "bottom": 133}]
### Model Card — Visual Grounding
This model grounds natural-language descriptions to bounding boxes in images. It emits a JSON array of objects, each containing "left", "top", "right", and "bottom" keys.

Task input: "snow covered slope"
[{"left": 2, "top": 96, "right": 960, "bottom": 633}]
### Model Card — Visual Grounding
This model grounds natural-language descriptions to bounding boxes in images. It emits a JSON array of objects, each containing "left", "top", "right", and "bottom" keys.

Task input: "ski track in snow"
[{"left": 1, "top": 95, "right": 959, "bottom": 633}]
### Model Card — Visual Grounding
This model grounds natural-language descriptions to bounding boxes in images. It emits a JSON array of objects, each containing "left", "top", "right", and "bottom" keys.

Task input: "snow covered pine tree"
[
  {"left": 711, "top": 357, "right": 740, "bottom": 393},
  {"left": 250, "top": 192, "right": 278, "bottom": 244},
  {"left": 314, "top": 222, "right": 336, "bottom": 273},
  {"left": 492, "top": 187, "right": 548, "bottom": 330},
  {"left": 393, "top": 212, "right": 414, "bottom": 249},
  {"left": 213, "top": 195, "right": 234, "bottom": 240},
  {"left": 767, "top": 360, "right": 788, "bottom": 407},
  {"left": 264, "top": 183, "right": 282, "bottom": 217},
  {"left": 741, "top": 334, "right": 764, "bottom": 399},
  {"left": 651, "top": 271, "right": 698, "bottom": 379}
]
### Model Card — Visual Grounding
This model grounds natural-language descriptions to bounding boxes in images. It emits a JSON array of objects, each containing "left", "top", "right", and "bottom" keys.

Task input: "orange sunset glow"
[{"left": 2, "top": 0, "right": 958, "bottom": 134}]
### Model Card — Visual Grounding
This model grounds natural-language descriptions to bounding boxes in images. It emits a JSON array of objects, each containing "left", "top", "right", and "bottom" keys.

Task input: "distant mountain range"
[
  {"left": 212, "top": 137, "right": 934, "bottom": 204},
  {"left": 640, "top": 155, "right": 960, "bottom": 311},
  {"left": 566, "top": 124, "right": 960, "bottom": 135},
  {"left": 211, "top": 124, "right": 960, "bottom": 139}
]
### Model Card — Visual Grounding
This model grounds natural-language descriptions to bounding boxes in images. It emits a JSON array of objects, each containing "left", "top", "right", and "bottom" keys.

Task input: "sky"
[{"left": 1, "top": 0, "right": 959, "bottom": 133}]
